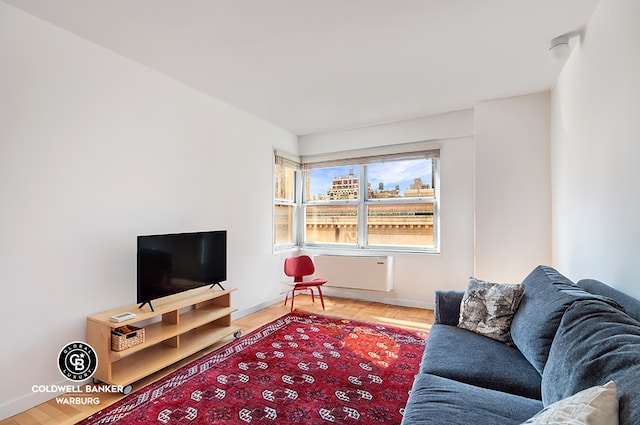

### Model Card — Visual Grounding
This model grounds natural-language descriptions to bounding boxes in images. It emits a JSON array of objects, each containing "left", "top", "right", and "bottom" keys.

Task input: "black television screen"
[{"left": 137, "top": 230, "right": 226, "bottom": 308}]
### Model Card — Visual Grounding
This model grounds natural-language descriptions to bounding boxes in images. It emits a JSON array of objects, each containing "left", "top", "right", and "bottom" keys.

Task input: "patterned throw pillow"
[
  {"left": 458, "top": 278, "right": 525, "bottom": 345},
  {"left": 521, "top": 381, "right": 618, "bottom": 425}
]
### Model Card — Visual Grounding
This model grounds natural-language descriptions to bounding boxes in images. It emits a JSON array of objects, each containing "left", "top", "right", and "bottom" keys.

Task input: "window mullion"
[
  {"left": 358, "top": 165, "right": 367, "bottom": 248},
  {"left": 432, "top": 158, "right": 440, "bottom": 250},
  {"left": 297, "top": 170, "right": 305, "bottom": 246}
]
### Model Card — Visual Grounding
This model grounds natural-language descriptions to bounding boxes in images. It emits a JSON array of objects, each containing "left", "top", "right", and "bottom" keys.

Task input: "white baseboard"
[
  {"left": 321, "top": 287, "right": 435, "bottom": 310},
  {"left": 232, "top": 296, "right": 283, "bottom": 320}
]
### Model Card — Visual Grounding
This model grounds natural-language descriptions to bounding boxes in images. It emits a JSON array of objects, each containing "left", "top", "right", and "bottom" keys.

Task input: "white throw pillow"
[{"left": 521, "top": 381, "right": 618, "bottom": 425}]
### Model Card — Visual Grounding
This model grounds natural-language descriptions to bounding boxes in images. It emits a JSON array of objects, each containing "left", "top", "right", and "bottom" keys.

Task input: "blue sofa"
[{"left": 401, "top": 265, "right": 640, "bottom": 425}]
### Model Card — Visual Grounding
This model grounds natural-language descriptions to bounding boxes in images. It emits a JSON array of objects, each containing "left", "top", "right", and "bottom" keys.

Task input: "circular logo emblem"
[{"left": 58, "top": 341, "right": 98, "bottom": 381}]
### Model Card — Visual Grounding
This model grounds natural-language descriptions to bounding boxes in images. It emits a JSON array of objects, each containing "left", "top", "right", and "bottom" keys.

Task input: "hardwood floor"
[{"left": 1, "top": 296, "right": 433, "bottom": 425}]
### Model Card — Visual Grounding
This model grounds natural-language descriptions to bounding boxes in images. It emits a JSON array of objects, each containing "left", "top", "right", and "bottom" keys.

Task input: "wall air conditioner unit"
[{"left": 313, "top": 255, "right": 393, "bottom": 292}]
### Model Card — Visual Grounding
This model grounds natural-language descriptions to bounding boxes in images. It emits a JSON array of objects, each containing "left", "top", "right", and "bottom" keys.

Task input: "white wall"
[
  {"left": 475, "top": 93, "right": 552, "bottom": 282},
  {"left": 0, "top": 3, "right": 297, "bottom": 419},
  {"left": 551, "top": 0, "right": 640, "bottom": 298},
  {"left": 299, "top": 111, "right": 476, "bottom": 308},
  {"left": 9, "top": 0, "right": 637, "bottom": 419}
]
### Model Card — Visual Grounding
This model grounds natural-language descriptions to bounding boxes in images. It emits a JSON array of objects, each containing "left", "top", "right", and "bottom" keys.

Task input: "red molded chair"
[{"left": 284, "top": 255, "right": 327, "bottom": 312}]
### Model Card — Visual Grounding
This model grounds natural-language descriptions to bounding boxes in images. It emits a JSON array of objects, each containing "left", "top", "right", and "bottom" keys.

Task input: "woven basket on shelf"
[{"left": 111, "top": 326, "right": 145, "bottom": 351}]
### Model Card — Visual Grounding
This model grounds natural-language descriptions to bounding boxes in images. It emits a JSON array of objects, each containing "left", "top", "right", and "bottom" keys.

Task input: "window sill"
[{"left": 299, "top": 246, "right": 440, "bottom": 256}]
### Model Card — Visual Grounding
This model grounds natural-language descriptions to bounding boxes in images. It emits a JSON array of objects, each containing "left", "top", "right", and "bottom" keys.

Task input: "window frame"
[
  {"left": 364, "top": 160, "right": 439, "bottom": 251},
  {"left": 273, "top": 152, "right": 301, "bottom": 251},
  {"left": 273, "top": 144, "right": 440, "bottom": 254},
  {"left": 301, "top": 148, "right": 440, "bottom": 253}
]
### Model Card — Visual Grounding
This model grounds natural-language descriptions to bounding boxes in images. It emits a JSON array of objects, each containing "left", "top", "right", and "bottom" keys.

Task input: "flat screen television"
[{"left": 137, "top": 230, "right": 226, "bottom": 311}]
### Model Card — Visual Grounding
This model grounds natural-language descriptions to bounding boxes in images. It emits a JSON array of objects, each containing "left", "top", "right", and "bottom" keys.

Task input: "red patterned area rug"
[{"left": 79, "top": 312, "right": 428, "bottom": 424}]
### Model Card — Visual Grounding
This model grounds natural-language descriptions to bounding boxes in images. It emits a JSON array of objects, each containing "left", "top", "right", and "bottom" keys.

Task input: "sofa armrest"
[{"left": 434, "top": 290, "right": 464, "bottom": 325}]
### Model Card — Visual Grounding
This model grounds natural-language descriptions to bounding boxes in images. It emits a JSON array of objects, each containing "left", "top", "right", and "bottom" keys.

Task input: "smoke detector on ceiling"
[{"left": 549, "top": 34, "right": 572, "bottom": 61}]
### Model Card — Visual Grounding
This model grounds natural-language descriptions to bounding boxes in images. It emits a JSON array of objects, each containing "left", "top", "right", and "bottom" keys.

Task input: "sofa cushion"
[
  {"left": 522, "top": 381, "right": 618, "bottom": 425},
  {"left": 401, "top": 373, "right": 543, "bottom": 425},
  {"left": 421, "top": 324, "right": 542, "bottom": 400},
  {"left": 458, "top": 278, "right": 524, "bottom": 345},
  {"left": 578, "top": 279, "right": 640, "bottom": 322},
  {"left": 542, "top": 300, "right": 640, "bottom": 425},
  {"left": 510, "top": 265, "right": 617, "bottom": 374}
]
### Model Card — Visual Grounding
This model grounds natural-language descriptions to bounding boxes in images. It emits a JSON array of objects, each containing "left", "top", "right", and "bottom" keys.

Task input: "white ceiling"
[{"left": 4, "top": 0, "right": 599, "bottom": 135}]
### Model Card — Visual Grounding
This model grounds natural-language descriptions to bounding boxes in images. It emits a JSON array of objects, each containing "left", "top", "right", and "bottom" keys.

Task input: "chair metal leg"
[
  {"left": 290, "top": 289, "right": 295, "bottom": 312},
  {"left": 317, "top": 286, "right": 325, "bottom": 310},
  {"left": 285, "top": 286, "right": 325, "bottom": 312}
]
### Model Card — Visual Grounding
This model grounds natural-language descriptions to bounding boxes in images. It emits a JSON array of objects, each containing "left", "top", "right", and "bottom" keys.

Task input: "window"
[
  {"left": 366, "top": 159, "right": 436, "bottom": 248},
  {"left": 305, "top": 166, "right": 360, "bottom": 247},
  {"left": 274, "top": 146, "right": 439, "bottom": 252},
  {"left": 274, "top": 154, "right": 299, "bottom": 248}
]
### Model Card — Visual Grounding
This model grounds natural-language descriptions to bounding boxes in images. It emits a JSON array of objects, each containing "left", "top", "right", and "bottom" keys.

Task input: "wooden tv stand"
[{"left": 86, "top": 286, "right": 239, "bottom": 394}]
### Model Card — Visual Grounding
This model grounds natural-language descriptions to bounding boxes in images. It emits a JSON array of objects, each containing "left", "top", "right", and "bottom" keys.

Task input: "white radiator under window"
[{"left": 313, "top": 255, "right": 393, "bottom": 292}]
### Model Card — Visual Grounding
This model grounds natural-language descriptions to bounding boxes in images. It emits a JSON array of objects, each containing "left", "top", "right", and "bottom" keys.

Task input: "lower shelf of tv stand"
[
  {"left": 87, "top": 286, "right": 239, "bottom": 388},
  {"left": 109, "top": 324, "right": 240, "bottom": 386},
  {"left": 110, "top": 306, "right": 237, "bottom": 361}
]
